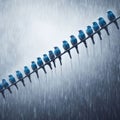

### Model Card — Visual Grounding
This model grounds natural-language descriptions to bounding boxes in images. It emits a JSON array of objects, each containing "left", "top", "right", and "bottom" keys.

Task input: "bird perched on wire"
[
  {"left": 70, "top": 35, "right": 79, "bottom": 54},
  {"left": 2, "top": 79, "right": 12, "bottom": 93},
  {"left": 16, "top": 71, "right": 25, "bottom": 86},
  {"left": 8, "top": 75, "right": 18, "bottom": 89},
  {"left": 24, "top": 66, "right": 31, "bottom": 82},
  {"left": 54, "top": 47, "right": 62, "bottom": 65},
  {"left": 98, "top": 17, "right": 110, "bottom": 35},
  {"left": 37, "top": 57, "right": 47, "bottom": 73},
  {"left": 107, "top": 10, "right": 119, "bottom": 29},
  {"left": 43, "top": 54, "right": 52, "bottom": 70},
  {"left": 48, "top": 50, "right": 56, "bottom": 68},
  {"left": 86, "top": 26, "right": 95, "bottom": 44},
  {"left": 92, "top": 22, "right": 102, "bottom": 40},
  {"left": 31, "top": 61, "right": 39, "bottom": 78},
  {"left": 0, "top": 83, "right": 5, "bottom": 98},
  {"left": 78, "top": 30, "right": 87, "bottom": 48},
  {"left": 62, "top": 40, "right": 72, "bottom": 59}
]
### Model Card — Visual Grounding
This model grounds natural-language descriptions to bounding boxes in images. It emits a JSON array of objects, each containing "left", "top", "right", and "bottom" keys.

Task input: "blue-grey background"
[{"left": 0, "top": 0, "right": 120, "bottom": 120}]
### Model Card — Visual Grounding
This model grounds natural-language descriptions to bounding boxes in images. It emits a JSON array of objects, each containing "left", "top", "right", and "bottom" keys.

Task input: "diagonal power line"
[{"left": 0, "top": 16, "right": 120, "bottom": 97}]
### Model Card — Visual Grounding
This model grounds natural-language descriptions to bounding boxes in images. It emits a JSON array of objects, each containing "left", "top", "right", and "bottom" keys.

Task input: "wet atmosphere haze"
[{"left": 0, "top": 0, "right": 120, "bottom": 120}]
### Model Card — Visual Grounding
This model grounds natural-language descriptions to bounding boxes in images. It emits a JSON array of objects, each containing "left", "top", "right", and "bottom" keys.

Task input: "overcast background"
[{"left": 0, "top": 0, "right": 120, "bottom": 120}]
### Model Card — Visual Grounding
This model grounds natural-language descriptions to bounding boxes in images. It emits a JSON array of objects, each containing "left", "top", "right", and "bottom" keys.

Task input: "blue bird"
[
  {"left": 0, "top": 83, "right": 5, "bottom": 98},
  {"left": 24, "top": 66, "right": 32, "bottom": 82},
  {"left": 31, "top": 61, "right": 39, "bottom": 78},
  {"left": 54, "top": 47, "right": 62, "bottom": 65},
  {"left": 98, "top": 17, "right": 110, "bottom": 35},
  {"left": 16, "top": 71, "right": 25, "bottom": 86},
  {"left": 48, "top": 50, "right": 56, "bottom": 68},
  {"left": 8, "top": 75, "right": 18, "bottom": 89},
  {"left": 43, "top": 54, "right": 52, "bottom": 70},
  {"left": 2, "top": 79, "right": 12, "bottom": 93},
  {"left": 107, "top": 10, "right": 119, "bottom": 29},
  {"left": 92, "top": 22, "right": 102, "bottom": 40},
  {"left": 70, "top": 35, "right": 79, "bottom": 54},
  {"left": 78, "top": 30, "right": 87, "bottom": 48},
  {"left": 86, "top": 26, "right": 95, "bottom": 44},
  {"left": 37, "top": 57, "right": 47, "bottom": 73},
  {"left": 62, "top": 40, "right": 72, "bottom": 59}
]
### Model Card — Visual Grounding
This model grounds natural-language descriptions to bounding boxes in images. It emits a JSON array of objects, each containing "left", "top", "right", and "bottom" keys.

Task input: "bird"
[
  {"left": 62, "top": 40, "right": 72, "bottom": 59},
  {"left": 54, "top": 47, "right": 62, "bottom": 65},
  {"left": 43, "top": 54, "right": 52, "bottom": 70},
  {"left": 37, "top": 57, "right": 47, "bottom": 73},
  {"left": 16, "top": 71, "right": 25, "bottom": 86},
  {"left": 92, "top": 22, "right": 102, "bottom": 40},
  {"left": 70, "top": 35, "right": 79, "bottom": 54},
  {"left": 8, "top": 74, "right": 18, "bottom": 89},
  {"left": 48, "top": 50, "right": 56, "bottom": 68},
  {"left": 98, "top": 17, "right": 110, "bottom": 35},
  {"left": 31, "top": 61, "right": 39, "bottom": 78},
  {"left": 2, "top": 79, "right": 12, "bottom": 93},
  {"left": 0, "top": 83, "right": 5, "bottom": 98},
  {"left": 107, "top": 10, "right": 119, "bottom": 29},
  {"left": 86, "top": 26, "right": 95, "bottom": 44},
  {"left": 78, "top": 30, "right": 87, "bottom": 48},
  {"left": 24, "top": 66, "right": 32, "bottom": 83}
]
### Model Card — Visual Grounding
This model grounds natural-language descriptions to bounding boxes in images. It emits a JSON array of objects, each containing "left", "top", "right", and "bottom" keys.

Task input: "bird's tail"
[
  {"left": 14, "top": 83, "right": 18, "bottom": 90},
  {"left": 98, "top": 31, "right": 102, "bottom": 40},
  {"left": 53, "top": 60, "right": 56, "bottom": 68},
  {"left": 8, "top": 87, "right": 12, "bottom": 94},
  {"left": 91, "top": 36, "right": 95, "bottom": 44},
  {"left": 83, "top": 41, "right": 87, "bottom": 48},
  {"left": 21, "top": 79, "right": 25, "bottom": 86},
  {"left": 114, "top": 21, "right": 119, "bottom": 29},
  {"left": 105, "top": 27, "right": 110, "bottom": 35},
  {"left": 1, "top": 91, "right": 5, "bottom": 98},
  {"left": 75, "top": 45, "right": 79, "bottom": 54},
  {"left": 58, "top": 56, "right": 62, "bottom": 66},
  {"left": 42, "top": 67, "right": 47, "bottom": 74},
  {"left": 68, "top": 50, "right": 72, "bottom": 59},
  {"left": 48, "top": 63, "right": 52, "bottom": 70},
  {"left": 28, "top": 75, "right": 32, "bottom": 83},
  {"left": 35, "top": 70, "right": 39, "bottom": 79}
]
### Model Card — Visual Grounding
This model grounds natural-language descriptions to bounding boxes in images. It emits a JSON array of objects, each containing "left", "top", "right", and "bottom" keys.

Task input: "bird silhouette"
[
  {"left": 98, "top": 17, "right": 110, "bottom": 35},
  {"left": 0, "top": 83, "right": 5, "bottom": 98},
  {"left": 31, "top": 61, "right": 39, "bottom": 78},
  {"left": 78, "top": 30, "right": 87, "bottom": 48},
  {"left": 2, "top": 79, "right": 12, "bottom": 93},
  {"left": 92, "top": 22, "right": 102, "bottom": 40},
  {"left": 16, "top": 71, "right": 25, "bottom": 86},
  {"left": 24, "top": 66, "right": 31, "bottom": 82},
  {"left": 37, "top": 57, "right": 47, "bottom": 73},
  {"left": 54, "top": 47, "right": 62, "bottom": 65},
  {"left": 107, "top": 10, "right": 119, "bottom": 29},
  {"left": 43, "top": 54, "right": 52, "bottom": 70},
  {"left": 48, "top": 50, "right": 56, "bottom": 68},
  {"left": 62, "top": 40, "right": 72, "bottom": 59},
  {"left": 86, "top": 26, "right": 95, "bottom": 44},
  {"left": 8, "top": 75, "right": 18, "bottom": 89},
  {"left": 70, "top": 35, "right": 79, "bottom": 54}
]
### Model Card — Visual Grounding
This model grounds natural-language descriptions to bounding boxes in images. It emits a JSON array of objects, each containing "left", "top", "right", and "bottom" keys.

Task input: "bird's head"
[
  {"left": 2, "top": 79, "right": 6, "bottom": 82},
  {"left": 49, "top": 50, "right": 53, "bottom": 54},
  {"left": 78, "top": 30, "right": 83, "bottom": 33},
  {"left": 70, "top": 35, "right": 74, "bottom": 38},
  {"left": 93, "top": 22, "right": 97, "bottom": 25},
  {"left": 98, "top": 17, "right": 103, "bottom": 21},
  {"left": 31, "top": 61, "right": 35, "bottom": 64},
  {"left": 63, "top": 40, "right": 67, "bottom": 43},
  {"left": 54, "top": 46, "right": 58, "bottom": 49},
  {"left": 43, "top": 54, "right": 47, "bottom": 57},
  {"left": 8, "top": 75, "right": 12, "bottom": 77},
  {"left": 16, "top": 71, "right": 19, "bottom": 73},
  {"left": 107, "top": 10, "right": 112, "bottom": 14},
  {"left": 87, "top": 26, "right": 91, "bottom": 29},
  {"left": 37, "top": 57, "right": 41, "bottom": 60},
  {"left": 24, "top": 66, "right": 28, "bottom": 69}
]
